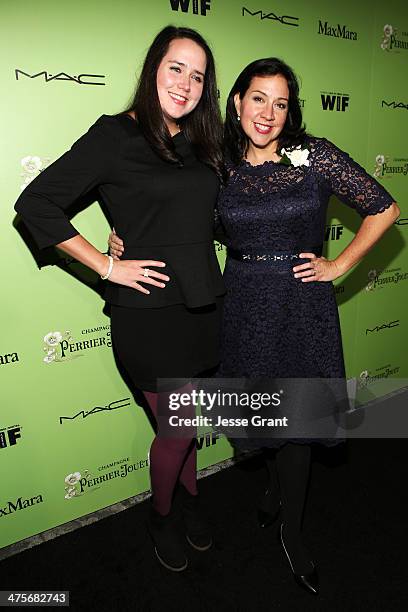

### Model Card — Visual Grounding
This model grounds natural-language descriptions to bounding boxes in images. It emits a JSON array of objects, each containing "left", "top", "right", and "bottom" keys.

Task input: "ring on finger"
[{"left": 143, "top": 268, "right": 150, "bottom": 278}]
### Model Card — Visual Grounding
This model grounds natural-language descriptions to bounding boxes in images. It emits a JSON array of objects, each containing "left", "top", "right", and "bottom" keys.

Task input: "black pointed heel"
[
  {"left": 257, "top": 489, "right": 281, "bottom": 528},
  {"left": 279, "top": 523, "right": 319, "bottom": 595},
  {"left": 257, "top": 505, "right": 280, "bottom": 528}
]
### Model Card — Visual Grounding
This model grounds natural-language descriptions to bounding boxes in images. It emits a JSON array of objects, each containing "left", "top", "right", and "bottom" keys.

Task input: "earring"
[{"left": 237, "top": 114, "right": 240, "bottom": 121}]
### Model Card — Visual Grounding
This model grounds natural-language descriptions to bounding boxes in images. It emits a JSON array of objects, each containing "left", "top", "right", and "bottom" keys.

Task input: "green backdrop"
[{"left": 1, "top": 0, "right": 407, "bottom": 550}]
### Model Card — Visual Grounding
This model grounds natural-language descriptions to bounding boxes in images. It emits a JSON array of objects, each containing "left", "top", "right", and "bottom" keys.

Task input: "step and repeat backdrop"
[{"left": 1, "top": 0, "right": 407, "bottom": 549}]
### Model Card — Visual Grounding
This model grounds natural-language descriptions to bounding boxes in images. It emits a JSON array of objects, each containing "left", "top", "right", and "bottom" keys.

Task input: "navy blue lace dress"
[{"left": 217, "top": 137, "right": 395, "bottom": 448}]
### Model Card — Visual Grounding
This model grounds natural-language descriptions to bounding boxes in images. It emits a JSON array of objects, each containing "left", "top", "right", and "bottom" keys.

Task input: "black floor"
[{"left": 2, "top": 436, "right": 408, "bottom": 611}]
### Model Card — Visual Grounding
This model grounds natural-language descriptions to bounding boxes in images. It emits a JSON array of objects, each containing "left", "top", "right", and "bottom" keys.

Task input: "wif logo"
[
  {"left": 0, "top": 426, "right": 22, "bottom": 450},
  {"left": 325, "top": 223, "right": 344, "bottom": 241},
  {"left": 170, "top": 0, "right": 211, "bottom": 15},
  {"left": 196, "top": 432, "right": 219, "bottom": 449},
  {"left": 242, "top": 7, "right": 299, "bottom": 27},
  {"left": 321, "top": 93, "right": 349, "bottom": 111}
]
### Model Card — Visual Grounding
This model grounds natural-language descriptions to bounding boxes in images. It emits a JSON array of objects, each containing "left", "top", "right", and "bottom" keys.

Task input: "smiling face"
[
  {"left": 234, "top": 74, "right": 289, "bottom": 156},
  {"left": 156, "top": 37, "right": 207, "bottom": 134}
]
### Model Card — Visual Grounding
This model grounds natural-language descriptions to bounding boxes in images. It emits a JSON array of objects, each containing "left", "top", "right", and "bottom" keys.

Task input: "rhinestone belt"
[{"left": 227, "top": 245, "right": 323, "bottom": 263}]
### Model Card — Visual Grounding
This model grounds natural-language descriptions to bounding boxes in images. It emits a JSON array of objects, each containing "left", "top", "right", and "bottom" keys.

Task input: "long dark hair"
[
  {"left": 224, "top": 58, "right": 307, "bottom": 165},
  {"left": 125, "top": 26, "right": 223, "bottom": 178}
]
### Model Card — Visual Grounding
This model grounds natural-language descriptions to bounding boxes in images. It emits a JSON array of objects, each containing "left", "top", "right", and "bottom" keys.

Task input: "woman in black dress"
[{"left": 14, "top": 26, "right": 225, "bottom": 573}]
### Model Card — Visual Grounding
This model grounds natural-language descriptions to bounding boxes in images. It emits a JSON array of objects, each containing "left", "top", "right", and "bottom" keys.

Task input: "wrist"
[
  {"left": 100, "top": 254, "right": 114, "bottom": 280},
  {"left": 332, "top": 257, "right": 349, "bottom": 277}
]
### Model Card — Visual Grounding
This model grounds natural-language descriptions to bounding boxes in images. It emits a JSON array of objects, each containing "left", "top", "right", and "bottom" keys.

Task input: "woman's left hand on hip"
[{"left": 293, "top": 253, "right": 341, "bottom": 282}]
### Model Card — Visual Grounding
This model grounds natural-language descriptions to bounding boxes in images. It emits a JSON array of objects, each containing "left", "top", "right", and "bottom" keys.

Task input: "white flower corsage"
[{"left": 280, "top": 145, "right": 310, "bottom": 168}]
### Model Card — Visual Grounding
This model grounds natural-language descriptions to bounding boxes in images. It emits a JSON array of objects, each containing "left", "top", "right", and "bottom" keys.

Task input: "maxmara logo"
[
  {"left": 0, "top": 425, "right": 22, "bottom": 450},
  {"left": 373, "top": 154, "right": 408, "bottom": 179},
  {"left": 169, "top": 0, "right": 211, "bottom": 15},
  {"left": 15, "top": 69, "right": 105, "bottom": 85},
  {"left": 0, "top": 351, "right": 19, "bottom": 366},
  {"left": 365, "top": 320, "right": 400, "bottom": 334},
  {"left": 42, "top": 324, "right": 111, "bottom": 364},
  {"left": 321, "top": 92, "right": 350, "bottom": 112},
  {"left": 59, "top": 398, "right": 131, "bottom": 424},
  {"left": 242, "top": 7, "right": 299, "bottom": 27},
  {"left": 381, "top": 100, "right": 408, "bottom": 111},
  {"left": 365, "top": 268, "right": 408, "bottom": 292},
  {"left": 380, "top": 24, "right": 408, "bottom": 52},
  {"left": 358, "top": 363, "right": 400, "bottom": 388},
  {"left": 0, "top": 494, "right": 43, "bottom": 518},
  {"left": 318, "top": 20, "right": 357, "bottom": 40}
]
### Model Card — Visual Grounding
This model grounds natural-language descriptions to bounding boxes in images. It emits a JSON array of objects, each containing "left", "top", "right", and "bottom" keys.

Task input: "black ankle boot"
[
  {"left": 147, "top": 503, "right": 188, "bottom": 572},
  {"left": 279, "top": 523, "right": 319, "bottom": 595},
  {"left": 179, "top": 487, "right": 212, "bottom": 551}
]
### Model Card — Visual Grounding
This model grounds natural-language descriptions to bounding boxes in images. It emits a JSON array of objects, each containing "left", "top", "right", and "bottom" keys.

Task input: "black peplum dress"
[
  {"left": 216, "top": 137, "right": 395, "bottom": 448},
  {"left": 15, "top": 114, "right": 225, "bottom": 391}
]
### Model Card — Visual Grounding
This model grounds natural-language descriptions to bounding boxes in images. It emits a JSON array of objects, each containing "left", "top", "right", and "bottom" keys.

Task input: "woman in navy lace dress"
[{"left": 217, "top": 57, "right": 399, "bottom": 594}]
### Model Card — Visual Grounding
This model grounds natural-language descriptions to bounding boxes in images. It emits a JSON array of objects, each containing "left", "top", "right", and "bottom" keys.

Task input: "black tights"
[{"left": 264, "top": 442, "right": 313, "bottom": 573}]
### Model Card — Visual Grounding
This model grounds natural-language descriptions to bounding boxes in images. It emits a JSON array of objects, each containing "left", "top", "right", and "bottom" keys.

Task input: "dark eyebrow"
[
  {"left": 167, "top": 60, "right": 205, "bottom": 78},
  {"left": 252, "top": 89, "right": 288, "bottom": 101}
]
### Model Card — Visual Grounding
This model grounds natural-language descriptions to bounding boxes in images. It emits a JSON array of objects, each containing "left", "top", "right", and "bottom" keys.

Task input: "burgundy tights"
[{"left": 144, "top": 388, "right": 198, "bottom": 516}]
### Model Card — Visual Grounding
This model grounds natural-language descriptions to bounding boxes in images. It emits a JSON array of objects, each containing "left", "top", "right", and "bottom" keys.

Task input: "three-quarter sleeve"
[
  {"left": 312, "top": 138, "right": 395, "bottom": 217},
  {"left": 14, "top": 115, "right": 120, "bottom": 249}
]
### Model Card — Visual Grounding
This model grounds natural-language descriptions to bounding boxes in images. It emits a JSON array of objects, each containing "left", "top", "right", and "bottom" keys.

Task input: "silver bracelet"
[{"left": 100, "top": 255, "right": 114, "bottom": 280}]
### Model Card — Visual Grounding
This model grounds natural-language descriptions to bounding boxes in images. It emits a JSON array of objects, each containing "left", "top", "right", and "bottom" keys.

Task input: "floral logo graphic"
[
  {"left": 366, "top": 269, "right": 377, "bottom": 291},
  {"left": 280, "top": 146, "right": 310, "bottom": 168},
  {"left": 373, "top": 154, "right": 386, "bottom": 178},
  {"left": 358, "top": 370, "right": 369, "bottom": 388},
  {"left": 380, "top": 24, "right": 394, "bottom": 50},
  {"left": 20, "top": 155, "right": 50, "bottom": 191},
  {"left": 64, "top": 470, "right": 89, "bottom": 499},
  {"left": 43, "top": 330, "right": 72, "bottom": 364}
]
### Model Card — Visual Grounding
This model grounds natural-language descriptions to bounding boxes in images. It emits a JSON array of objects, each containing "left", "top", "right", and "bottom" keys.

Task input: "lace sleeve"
[{"left": 311, "top": 138, "right": 396, "bottom": 217}]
